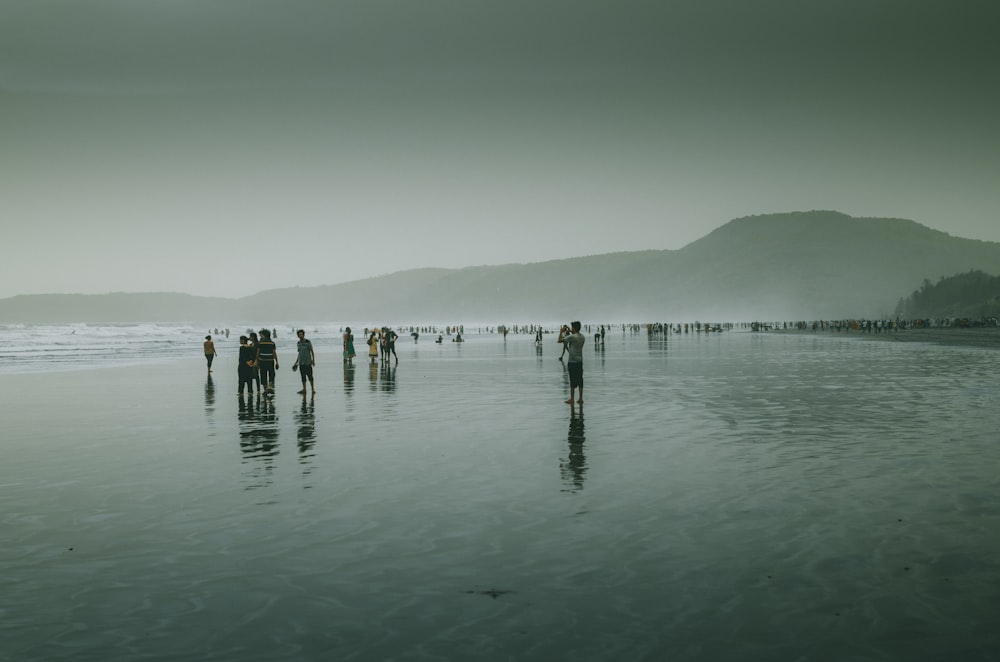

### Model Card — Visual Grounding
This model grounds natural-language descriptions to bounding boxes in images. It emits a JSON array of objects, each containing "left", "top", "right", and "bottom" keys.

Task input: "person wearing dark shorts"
[
  {"left": 558, "top": 321, "right": 585, "bottom": 405},
  {"left": 237, "top": 335, "right": 255, "bottom": 396},
  {"left": 384, "top": 327, "right": 399, "bottom": 363},
  {"left": 204, "top": 335, "right": 217, "bottom": 372},
  {"left": 255, "top": 329, "right": 279, "bottom": 392},
  {"left": 295, "top": 329, "right": 316, "bottom": 396}
]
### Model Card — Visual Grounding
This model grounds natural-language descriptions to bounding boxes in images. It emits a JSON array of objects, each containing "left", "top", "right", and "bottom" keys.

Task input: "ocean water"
[
  {"left": 2, "top": 328, "right": 999, "bottom": 661},
  {"left": 0, "top": 323, "right": 372, "bottom": 374}
]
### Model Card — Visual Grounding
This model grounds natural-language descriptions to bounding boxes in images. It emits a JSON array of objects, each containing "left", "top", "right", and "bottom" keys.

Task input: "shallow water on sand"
[{"left": 2, "top": 331, "right": 999, "bottom": 661}]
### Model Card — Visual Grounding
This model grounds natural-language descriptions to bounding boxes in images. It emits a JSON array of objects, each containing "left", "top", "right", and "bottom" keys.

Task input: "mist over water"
[{"left": 3, "top": 329, "right": 999, "bottom": 660}]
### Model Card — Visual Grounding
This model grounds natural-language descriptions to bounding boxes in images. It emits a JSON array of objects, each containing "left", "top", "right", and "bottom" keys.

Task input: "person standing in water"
[
  {"left": 557, "top": 324, "right": 569, "bottom": 361},
  {"left": 558, "top": 321, "right": 585, "bottom": 405},
  {"left": 255, "top": 329, "right": 279, "bottom": 393},
  {"left": 343, "top": 327, "right": 356, "bottom": 365},
  {"left": 247, "top": 331, "right": 261, "bottom": 394},
  {"left": 237, "top": 335, "right": 255, "bottom": 396},
  {"left": 294, "top": 329, "right": 315, "bottom": 396},
  {"left": 204, "top": 335, "right": 217, "bottom": 373},
  {"left": 368, "top": 329, "right": 379, "bottom": 364},
  {"left": 384, "top": 327, "right": 399, "bottom": 364}
]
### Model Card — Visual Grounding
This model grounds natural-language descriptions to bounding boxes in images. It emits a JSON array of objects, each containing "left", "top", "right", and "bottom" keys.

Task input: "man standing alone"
[
  {"left": 558, "top": 321, "right": 585, "bottom": 405},
  {"left": 295, "top": 329, "right": 316, "bottom": 396}
]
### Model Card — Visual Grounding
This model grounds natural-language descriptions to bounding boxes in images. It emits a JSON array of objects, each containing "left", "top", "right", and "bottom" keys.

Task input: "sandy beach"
[{"left": 3, "top": 331, "right": 1000, "bottom": 661}]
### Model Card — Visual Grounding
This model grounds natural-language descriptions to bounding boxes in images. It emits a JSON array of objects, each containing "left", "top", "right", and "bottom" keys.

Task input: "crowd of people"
[
  {"left": 208, "top": 315, "right": 1000, "bottom": 405},
  {"left": 205, "top": 322, "right": 593, "bottom": 406},
  {"left": 751, "top": 317, "right": 1000, "bottom": 332},
  {"left": 217, "top": 325, "right": 411, "bottom": 400}
]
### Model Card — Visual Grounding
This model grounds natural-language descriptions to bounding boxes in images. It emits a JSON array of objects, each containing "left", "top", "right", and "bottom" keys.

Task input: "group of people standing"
[
  {"left": 212, "top": 321, "right": 584, "bottom": 405},
  {"left": 233, "top": 329, "right": 316, "bottom": 398},
  {"left": 338, "top": 326, "right": 398, "bottom": 366},
  {"left": 363, "top": 327, "right": 399, "bottom": 365}
]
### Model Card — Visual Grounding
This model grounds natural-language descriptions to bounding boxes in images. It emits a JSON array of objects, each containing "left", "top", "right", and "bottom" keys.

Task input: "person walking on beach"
[
  {"left": 294, "top": 329, "right": 316, "bottom": 396},
  {"left": 204, "top": 335, "right": 217, "bottom": 372},
  {"left": 255, "top": 329, "right": 279, "bottom": 393},
  {"left": 559, "top": 321, "right": 585, "bottom": 405},
  {"left": 343, "top": 327, "right": 356, "bottom": 365}
]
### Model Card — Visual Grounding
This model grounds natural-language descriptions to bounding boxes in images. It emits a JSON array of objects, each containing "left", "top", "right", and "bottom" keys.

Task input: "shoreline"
[{"left": 765, "top": 326, "right": 1000, "bottom": 349}]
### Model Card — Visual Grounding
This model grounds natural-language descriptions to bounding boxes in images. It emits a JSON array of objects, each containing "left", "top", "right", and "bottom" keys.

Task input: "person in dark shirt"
[
  {"left": 384, "top": 327, "right": 399, "bottom": 364},
  {"left": 255, "top": 329, "right": 279, "bottom": 393},
  {"left": 247, "top": 332, "right": 261, "bottom": 393},
  {"left": 238, "top": 335, "right": 255, "bottom": 396}
]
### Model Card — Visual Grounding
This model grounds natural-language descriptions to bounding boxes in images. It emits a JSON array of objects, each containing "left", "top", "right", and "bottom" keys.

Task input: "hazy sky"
[{"left": 3, "top": 0, "right": 998, "bottom": 299}]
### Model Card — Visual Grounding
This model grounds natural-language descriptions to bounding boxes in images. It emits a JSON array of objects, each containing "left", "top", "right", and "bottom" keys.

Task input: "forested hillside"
[{"left": 894, "top": 270, "right": 1000, "bottom": 319}]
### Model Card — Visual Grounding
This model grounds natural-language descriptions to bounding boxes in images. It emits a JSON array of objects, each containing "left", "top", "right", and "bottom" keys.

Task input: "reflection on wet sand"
[
  {"left": 342, "top": 362, "right": 356, "bottom": 413},
  {"left": 204, "top": 374, "right": 215, "bottom": 416},
  {"left": 560, "top": 408, "right": 586, "bottom": 493},
  {"left": 238, "top": 394, "right": 279, "bottom": 490},
  {"left": 296, "top": 396, "right": 316, "bottom": 482},
  {"left": 379, "top": 364, "right": 395, "bottom": 393}
]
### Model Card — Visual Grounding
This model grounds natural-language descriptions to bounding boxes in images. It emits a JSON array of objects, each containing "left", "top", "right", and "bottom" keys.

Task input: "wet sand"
[
  {"left": 3, "top": 333, "right": 1000, "bottom": 661},
  {"left": 771, "top": 326, "right": 1000, "bottom": 349}
]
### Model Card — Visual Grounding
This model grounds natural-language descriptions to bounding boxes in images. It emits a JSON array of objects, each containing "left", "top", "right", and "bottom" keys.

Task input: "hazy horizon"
[{"left": 3, "top": 1, "right": 998, "bottom": 299}]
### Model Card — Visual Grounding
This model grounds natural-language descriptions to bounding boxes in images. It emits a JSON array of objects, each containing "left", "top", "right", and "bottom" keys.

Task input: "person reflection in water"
[
  {"left": 204, "top": 374, "right": 215, "bottom": 415},
  {"left": 380, "top": 362, "right": 396, "bottom": 393},
  {"left": 296, "top": 396, "right": 317, "bottom": 480},
  {"left": 560, "top": 409, "right": 587, "bottom": 493},
  {"left": 239, "top": 391, "right": 280, "bottom": 488}
]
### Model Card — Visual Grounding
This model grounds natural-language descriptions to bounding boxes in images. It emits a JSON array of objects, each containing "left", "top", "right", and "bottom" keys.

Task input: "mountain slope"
[{"left": 3, "top": 211, "right": 998, "bottom": 323}]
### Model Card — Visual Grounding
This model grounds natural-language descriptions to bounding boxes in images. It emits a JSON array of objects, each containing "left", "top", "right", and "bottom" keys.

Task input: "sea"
[{"left": 2, "top": 323, "right": 999, "bottom": 661}]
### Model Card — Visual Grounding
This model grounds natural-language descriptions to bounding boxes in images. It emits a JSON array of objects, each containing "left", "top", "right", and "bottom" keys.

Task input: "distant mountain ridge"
[{"left": 3, "top": 211, "right": 999, "bottom": 323}]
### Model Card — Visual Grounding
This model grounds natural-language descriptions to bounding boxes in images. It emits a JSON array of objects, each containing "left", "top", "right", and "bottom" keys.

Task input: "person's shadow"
[{"left": 560, "top": 409, "right": 587, "bottom": 493}]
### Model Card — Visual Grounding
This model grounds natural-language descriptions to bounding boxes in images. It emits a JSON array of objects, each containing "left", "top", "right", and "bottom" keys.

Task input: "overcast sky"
[{"left": 2, "top": 0, "right": 998, "bottom": 299}]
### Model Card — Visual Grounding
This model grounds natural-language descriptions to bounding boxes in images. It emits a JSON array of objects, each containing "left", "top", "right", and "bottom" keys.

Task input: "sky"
[{"left": 2, "top": 0, "right": 998, "bottom": 299}]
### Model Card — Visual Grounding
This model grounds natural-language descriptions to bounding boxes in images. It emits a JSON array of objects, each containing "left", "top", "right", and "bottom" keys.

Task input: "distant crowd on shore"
[
  {"left": 201, "top": 317, "right": 1000, "bottom": 401},
  {"left": 202, "top": 322, "right": 603, "bottom": 405},
  {"left": 751, "top": 317, "right": 1000, "bottom": 333}
]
